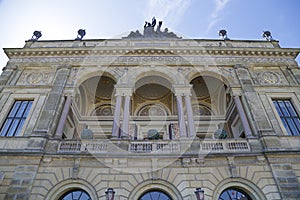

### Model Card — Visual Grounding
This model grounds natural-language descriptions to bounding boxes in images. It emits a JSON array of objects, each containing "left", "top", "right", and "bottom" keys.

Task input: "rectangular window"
[
  {"left": 273, "top": 99, "right": 300, "bottom": 136},
  {"left": 0, "top": 100, "right": 33, "bottom": 137}
]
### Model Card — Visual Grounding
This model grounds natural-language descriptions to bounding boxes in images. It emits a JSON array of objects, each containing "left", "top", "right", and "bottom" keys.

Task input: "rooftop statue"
[{"left": 124, "top": 17, "right": 182, "bottom": 39}]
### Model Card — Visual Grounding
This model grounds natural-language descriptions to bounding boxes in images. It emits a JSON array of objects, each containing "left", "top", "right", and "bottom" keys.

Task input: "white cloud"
[
  {"left": 144, "top": 0, "right": 192, "bottom": 28},
  {"left": 206, "top": 0, "right": 230, "bottom": 35}
]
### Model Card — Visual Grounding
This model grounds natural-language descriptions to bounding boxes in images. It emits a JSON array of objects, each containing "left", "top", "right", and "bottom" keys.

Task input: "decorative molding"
[
  {"left": 258, "top": 71, "right": 280, "bottom": 84},
  {"left": 268, "top": 156, "right": 300, "bottom": 164},
  {"left": 5, "top": 48, "right": 299, "bottom": 58},
  {"left": 9, "top": 56, "right": 297, "bottom": 66},
  {"left": 17, "top": 70, "right": 54, "bottom": 85}
]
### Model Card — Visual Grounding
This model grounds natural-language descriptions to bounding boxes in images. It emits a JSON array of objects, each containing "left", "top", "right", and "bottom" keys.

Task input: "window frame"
[
  {"left": 272, "top": 99, "right": 300, "bottom": 136},
  {"left": 0, "top": 100, "right": 33, "bottom": 136},
  {"left": 218, "top": 187, "right": 252, "bottom": 200},
  {"left": 139, "top": 190, "right": 172, "bottom": 200},
  {"left": 266, "top": 92, "right": 300, "bottom": 136},
  {"left": 0, "top": 94, "right": 39, "bottom": 137},
  {"left": 58, "top": 189, "right": 91, "bottom": 200}
]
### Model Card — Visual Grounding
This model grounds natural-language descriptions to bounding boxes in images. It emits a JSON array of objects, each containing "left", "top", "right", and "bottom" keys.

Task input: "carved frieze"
[
  {"left": 17, "top": 69, "right": 54, "bottom": 85},
  {"left": 254, "top": 70, "right": 288, "bottom": 85},
  {"left": 10, "top": 56, "right": 297, "bottom": 67},
  {"left": 258, "top": 71, "right": 280, "bottom": 84}
]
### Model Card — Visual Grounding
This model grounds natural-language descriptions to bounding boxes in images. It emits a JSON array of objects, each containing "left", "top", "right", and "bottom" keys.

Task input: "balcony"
[{"left": 57, "top": 139, "right": 251, "bottom": 154}]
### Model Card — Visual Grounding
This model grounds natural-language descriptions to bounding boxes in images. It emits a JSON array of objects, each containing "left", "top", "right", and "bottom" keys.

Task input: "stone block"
[
  {"left": 5, "top": 193, "right": 16, "bottom": 200},
  {"left": 7, "top": 186, "right": 28, "bottom": 193},
  {"left": 21, "top": 178, "right": 33, "bottom": 186},
  {"left": 282, "top": 191, "right": 300, "bottom": 199},
  {"left": 16, "top": 193, "right": 30, "bottom": 200}
]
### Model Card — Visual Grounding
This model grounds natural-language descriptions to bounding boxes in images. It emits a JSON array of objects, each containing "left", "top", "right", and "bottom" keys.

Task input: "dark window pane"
[
  {"left": 281, "top": 118, "right": 293, "bottom": 135},
  {"left": 0, "top": 119, "right": 13, "bottom": 136},
  {"left": 7, "top": 119, "right": 20, "bottom": 136},
  {"left": 273, "top": 101, "right": 283, "bottom": 116},
  {"left": 219, "top": 188, "right": 251, "bottom": 200},
  {"left": 16, "top": 101, "right": 28, "bottom": 118},
  {"left": 273, "top": 99, "right": 300, "bottom": 136},
  {"left": 293, "top": 119, "right": 300, "bottom": 135},
  {"left": 139, "top": 190, "right": 171, "bottom": 200},
  {"left": 285, "top": 100, "right": 297, "bottom": 117},
  {"left": 15, "top": 119, "right": 26, "bottom": 136},
  {"left": 8, "top": 101, "right": 21, "bottom": 117},
  {"left": 278, "top": 101, "right": 290, "bottom": 116},
  {"left": 59, "top": 189, "right": 91, "bottom": 200},
  {"left": 286, "top": 118, "right": 300, "bottom": 136},
  {"left": 24, "top": 101, "right": 33, "bottom": 116}
]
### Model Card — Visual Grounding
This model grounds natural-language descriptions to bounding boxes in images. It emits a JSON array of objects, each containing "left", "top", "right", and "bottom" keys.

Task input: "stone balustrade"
[
  {"left": 57, "top": 139, "right": 251, "bottom": 154},
  {"left": 58, "top": 140, "right": 108, "bottom": 153},
  {"left": 201, "top": 140, "right": 250, "bottom": 152},
  {"left": 129, "top": 141, "right": 180, "bottom": 153}
]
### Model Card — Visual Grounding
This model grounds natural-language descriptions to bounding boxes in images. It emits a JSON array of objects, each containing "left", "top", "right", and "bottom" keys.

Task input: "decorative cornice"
[
  {"left": 7, "top": 55, "right": 297, "bottom": 66},
  {"left": 4, "top": 47, "right": 300, "bottom": 59}
]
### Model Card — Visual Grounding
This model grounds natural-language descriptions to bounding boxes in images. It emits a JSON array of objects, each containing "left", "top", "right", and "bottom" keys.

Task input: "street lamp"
[
  {"left": 105, "top": 188, "right": 115, "bottom": 200},
  {"left": 195, "top": 188, "right": 204, "bottom": 200}
]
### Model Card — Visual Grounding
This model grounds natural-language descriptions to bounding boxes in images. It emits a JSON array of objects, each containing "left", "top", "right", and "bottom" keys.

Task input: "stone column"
[
  {"left": 111, "top": 94, "right": 122, "bottom": 138},
  {"left": 176, "top": 93, "right": 187, "bottom": 137},
  {"left": 184, "top": 93, "right": 196, "bottom": 137},
  {"left": 55, "top": 95, "right": 72, "bottom": 138},
  {"left": 121, "top": 95, "right": 131, "bottom": 138},
  {"left": 234, "top": 95, "right": 252, "bottom": 138}
]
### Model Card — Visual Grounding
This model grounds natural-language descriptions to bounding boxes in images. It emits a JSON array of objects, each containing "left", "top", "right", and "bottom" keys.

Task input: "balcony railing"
[
  {"left": 57, "top": 139, "right": 250, "bottom": 154},
  {"left": 201, "top": 140, "right": 250, "bottom": 152},
  {"left": 129, "top": 141, "right": 180, "bottom": 153},
  {"left": 58, "top": 140, "right": 108, "bottom": 153}
]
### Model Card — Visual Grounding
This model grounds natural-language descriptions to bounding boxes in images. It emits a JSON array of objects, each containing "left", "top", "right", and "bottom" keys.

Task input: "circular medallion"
[
  {"left": 259, "top": 71, "right": 279, "bottom": 84},
  {"left": 26, "top": 72, "right": 44, "bottom": 84}
]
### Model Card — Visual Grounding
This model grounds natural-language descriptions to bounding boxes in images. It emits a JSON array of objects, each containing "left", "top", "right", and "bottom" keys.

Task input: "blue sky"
[{"left": 0, "top": 0, "right": 300, "bottom": 67}]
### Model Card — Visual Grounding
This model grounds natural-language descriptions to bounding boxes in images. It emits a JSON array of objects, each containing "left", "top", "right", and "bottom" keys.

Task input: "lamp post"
[
  {"left": 105, "top": 188, "right": 115, "bottom": 200},
  {"left": 195, "top": 188, "right": 204, "bottom": 200}
]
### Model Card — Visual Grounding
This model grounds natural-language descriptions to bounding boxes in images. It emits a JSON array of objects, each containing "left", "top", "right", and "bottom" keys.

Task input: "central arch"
[{"left": 129, "top": 179, "right": 183, "bottom": 200}]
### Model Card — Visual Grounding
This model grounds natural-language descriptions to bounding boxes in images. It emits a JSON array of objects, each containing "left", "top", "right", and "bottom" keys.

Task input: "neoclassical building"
[{"left": 0, "top": 22, "right": 300, "bottom": 200}]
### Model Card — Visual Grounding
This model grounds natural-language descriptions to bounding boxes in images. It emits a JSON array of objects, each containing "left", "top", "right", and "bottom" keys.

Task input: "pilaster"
[
  {"left": 234, "top": 65, "right": 274, "bottom": 136},
  {"left": 33, "top": 67, "right": 71, "bottom": 137}
]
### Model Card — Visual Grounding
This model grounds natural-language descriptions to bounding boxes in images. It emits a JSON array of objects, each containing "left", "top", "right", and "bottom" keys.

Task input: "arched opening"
[
  {"left": 190, "top": 74, "right": 249, "bottom": 139},
  {"left": 218, "top": 187, "right": 252, "bottom": 200},
  {"left": 60, "top": 74, "right": 117, "bottom": 140},
  {"left": 134, "top": 76, "right": 173, "bottom": 116},
  {"left": 79, "top": 75, "right": 116, "bottom": 116},
  {"left": 139, "top": 190, "right": 172, "bottom": 200},
  {"left": 129, "top": 179, "right": 183, "bottom": 200},
  {"left": 45, "top": 179, "right": 98, "bottom": 200},
  {"left": 190, "top": 75, "right": 228, "bottom": 115},
  {"left": 213, "top": 178, "right": 266, "bottom": 200},
  {"left": 59, "top": 189, "right": 91, "bottom": 200},
  {"left": 132, "top": 75, "right": 176, "bottom": 140},
  {"left": 190, "top": 75, "right": 230, "bottom": 139}
]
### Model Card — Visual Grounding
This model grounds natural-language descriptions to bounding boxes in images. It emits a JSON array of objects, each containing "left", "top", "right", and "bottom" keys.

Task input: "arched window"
[
  {"left": 219, "top": 188, "right": 252, "bottom": 200},
  {"left": 139, "top": 190, "right": 172, "bottom": 200},
  {"left": 59, "top": 189, "right": 91, "bottom": 200}
]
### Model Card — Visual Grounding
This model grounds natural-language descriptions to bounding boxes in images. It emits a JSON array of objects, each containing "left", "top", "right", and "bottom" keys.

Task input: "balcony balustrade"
[{"left": 57, "top": 139, "right": 251, "bottom": 154}]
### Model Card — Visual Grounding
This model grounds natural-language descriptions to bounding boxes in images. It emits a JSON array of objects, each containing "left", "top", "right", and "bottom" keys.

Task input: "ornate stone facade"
[{"left": 0, "top": 29, "right": 300, "bottom": 200}]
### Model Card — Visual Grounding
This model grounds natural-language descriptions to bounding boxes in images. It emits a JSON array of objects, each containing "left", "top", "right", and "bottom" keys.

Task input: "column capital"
[
  {"left": 173, "top": 84, "right": 192, "bottom": 96},
  {"left": 229, "top": 87, "right": 243, "bottom": 96},
  {"left": 114, "top": 85, "right": 133, "bottom": 96}
]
